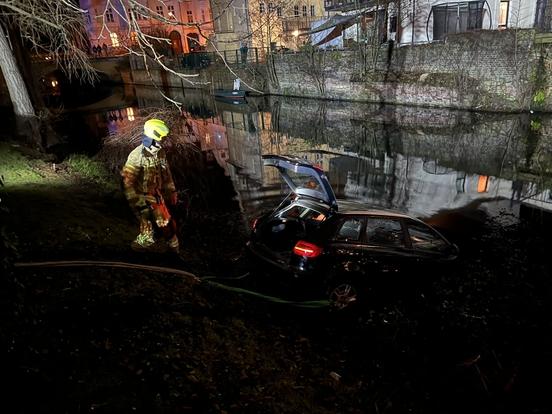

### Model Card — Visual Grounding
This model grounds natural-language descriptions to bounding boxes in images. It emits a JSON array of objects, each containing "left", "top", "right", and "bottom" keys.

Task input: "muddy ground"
[{"left": 1, "top": 142, "right": 552, "bottom": 413}]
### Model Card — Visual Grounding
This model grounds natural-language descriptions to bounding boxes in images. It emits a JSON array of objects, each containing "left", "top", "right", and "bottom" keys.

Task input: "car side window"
[
  {"left": 335, "top": 218, "right": 363, "bottom": 241},
  {"left": 365, "top": 218, "right": 405, "bottom": 247},
  {"left": 407, "top": 222, "right": 448, "bottom": 251}
]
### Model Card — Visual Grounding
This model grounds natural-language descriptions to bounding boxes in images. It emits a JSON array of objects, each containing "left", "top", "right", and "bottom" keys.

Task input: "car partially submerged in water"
[{"left": 248, "top": 155, "right": 459, "bottom": 309}]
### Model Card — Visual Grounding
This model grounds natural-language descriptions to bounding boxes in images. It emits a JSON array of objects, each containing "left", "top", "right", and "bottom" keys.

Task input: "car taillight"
[{"left": 293, "top": 240, "right": 323, "bottom": 258}]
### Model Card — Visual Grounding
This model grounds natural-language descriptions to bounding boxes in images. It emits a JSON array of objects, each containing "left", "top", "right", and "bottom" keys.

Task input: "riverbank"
[{"left": 1, "top": 142, "right": 552, "bottom": 413}]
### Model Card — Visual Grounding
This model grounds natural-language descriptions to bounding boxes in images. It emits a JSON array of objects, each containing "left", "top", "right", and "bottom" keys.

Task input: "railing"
[{"left": 179, "top": 47, "right": 266, "bottom": 69}]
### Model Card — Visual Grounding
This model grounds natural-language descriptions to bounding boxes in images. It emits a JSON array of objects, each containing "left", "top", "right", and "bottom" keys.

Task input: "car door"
[
  {"left": 324, "top": 216, "right": 408, "bottom": 290},
  {"left": 403, "top": 218, "right": 458, "bottom": 282}
]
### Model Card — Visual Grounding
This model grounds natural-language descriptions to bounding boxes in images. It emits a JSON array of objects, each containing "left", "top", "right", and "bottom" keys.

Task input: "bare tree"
[{"left": 0, "top": 0, "right": 94, "bottom": 133}]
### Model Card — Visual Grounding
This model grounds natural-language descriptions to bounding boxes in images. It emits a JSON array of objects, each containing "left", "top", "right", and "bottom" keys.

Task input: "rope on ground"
[{"left": 13, "top": 261, "right": 330, "bottom": 308}]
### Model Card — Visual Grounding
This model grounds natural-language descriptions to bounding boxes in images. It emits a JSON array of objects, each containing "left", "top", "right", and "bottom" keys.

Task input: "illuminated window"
[
  {"left": 187, "top": 10, "right": 193, "bottom": 22},
  {"left": 110, "top": 32, "right": 119, "bottom": 47},
  {"left": 106, "top": 8, "right": 114, "bottom": 23},
  {"left": 499, "top": 1, "right": 509, "bottom": 27},
  {"left": 130, "top": 31, "right": 137, "bottom": 44},
  {"left": 126, "top": 107, "right": 135, "bottom": 121},
  {"left": 294, "top": 5, "right": 299, "bottom": 17},
  {"left": 477, "top": 175, "right": 489, "bottom": 193},
  {"left": 310, "top": 5, "right": 315, "bottom": 16},
  {"left": 302, "top": 5, "right": 307, "bottom": 16},
  {"left": 156, "top": 5, "right": 163, "bottom": 16}
]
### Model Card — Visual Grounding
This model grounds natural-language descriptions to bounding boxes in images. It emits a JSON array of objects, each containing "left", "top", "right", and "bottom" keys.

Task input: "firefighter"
[{"left": 121, "top": 119, "right": 179, "bottom": 253}]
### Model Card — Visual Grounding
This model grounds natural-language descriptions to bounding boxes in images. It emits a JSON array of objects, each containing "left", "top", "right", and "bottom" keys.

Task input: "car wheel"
[{"left": 327, "top": 281, "right": 358, "bottom": 310}]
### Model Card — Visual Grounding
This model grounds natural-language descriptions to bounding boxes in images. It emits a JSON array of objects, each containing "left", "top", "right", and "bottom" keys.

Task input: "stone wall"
[
  {"left": 127, "top": 29, "right": 552, "bottom": 112},
  {"left": 271, "top": 29, "right": 545, "bottom": 112}
]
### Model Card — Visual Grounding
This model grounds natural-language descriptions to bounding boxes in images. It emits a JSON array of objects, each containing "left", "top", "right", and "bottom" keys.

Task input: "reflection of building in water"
[
  {"left": 128, "top": 87, "right": 552, "bottom": 222},
  {"left": 339, "top": 153, "right": 520, "bottom": 218},
  {"left": 183, "top": 114, "right": 229, "bottom": 174}
]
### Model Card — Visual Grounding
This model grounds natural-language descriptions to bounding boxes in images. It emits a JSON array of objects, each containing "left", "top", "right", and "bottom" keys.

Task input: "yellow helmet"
[{"left": 144, "top": 119, "right": 169, "bottom": 141}]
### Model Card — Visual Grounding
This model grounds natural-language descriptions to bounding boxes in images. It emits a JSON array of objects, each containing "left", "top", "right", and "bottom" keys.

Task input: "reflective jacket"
[{"left": 121, "top": 145, "right": 176, "bottom": 214}]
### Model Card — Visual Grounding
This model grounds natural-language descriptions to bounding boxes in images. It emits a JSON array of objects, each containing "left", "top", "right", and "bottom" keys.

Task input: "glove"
[{"left": 156, "top": 217, "right": 169, "bottom": 227}]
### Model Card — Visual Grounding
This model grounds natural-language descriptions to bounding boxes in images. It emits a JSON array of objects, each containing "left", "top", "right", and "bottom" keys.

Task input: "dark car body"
[{"left": 248, "top": 155, "right": 459, "bottom": 308}]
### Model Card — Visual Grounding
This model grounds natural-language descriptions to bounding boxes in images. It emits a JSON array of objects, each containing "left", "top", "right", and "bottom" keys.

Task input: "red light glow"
[{"left": 293, "top": 240, "right": 323, "bottom": 258}]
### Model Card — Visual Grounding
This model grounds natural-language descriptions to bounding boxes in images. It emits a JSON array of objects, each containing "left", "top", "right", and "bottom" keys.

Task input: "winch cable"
[{"left": 14, "top": 261, "right": 330, "bottom": 309}]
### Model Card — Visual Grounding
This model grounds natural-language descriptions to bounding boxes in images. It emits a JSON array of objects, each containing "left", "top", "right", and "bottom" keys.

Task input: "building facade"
[
  {"left": 322, "top": 0, "right": 549, "bottom": 45},
  {"left": 209, "top": 0, "right": 250, "bottom": 52},
  {"left": 247, "top": 0, "right": 326, "bottom": 51},
  {"left": 79, "top": 0, "right": 214, "bottom": 55}
]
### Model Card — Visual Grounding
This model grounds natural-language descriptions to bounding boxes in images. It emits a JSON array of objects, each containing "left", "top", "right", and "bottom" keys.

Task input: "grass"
[
  {"left": 0, "top": 142, "right": 53, "bottom": 186},
  {"left": 65, "top": 153, "right": 119, "bottom": 192},
  {"left": 0, "top": 142, "right": 135, "bottom": 260}
]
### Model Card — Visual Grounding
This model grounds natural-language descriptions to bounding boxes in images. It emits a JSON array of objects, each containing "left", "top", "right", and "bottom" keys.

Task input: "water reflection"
[{"left": 88, "top": 86, "right": 552, "bottom": 226}]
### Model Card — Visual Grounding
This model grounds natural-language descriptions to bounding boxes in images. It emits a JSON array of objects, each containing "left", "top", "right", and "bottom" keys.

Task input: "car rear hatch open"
[{"left": 262, "top": 154, "right": 338, "bottom": 211}]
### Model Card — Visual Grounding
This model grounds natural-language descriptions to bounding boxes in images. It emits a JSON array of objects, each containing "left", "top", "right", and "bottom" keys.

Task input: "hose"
[{"left": 14, "top": 260, "right": 330, "bottom": 309}]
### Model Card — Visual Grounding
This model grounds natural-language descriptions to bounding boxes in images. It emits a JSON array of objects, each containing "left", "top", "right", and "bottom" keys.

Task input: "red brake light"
[{"left": 293, "top": 240, "right": 323, "bottom": 258}]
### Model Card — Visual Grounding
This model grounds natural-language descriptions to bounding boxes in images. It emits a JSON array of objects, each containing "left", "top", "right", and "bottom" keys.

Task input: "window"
[
  {"left": 201, "top": 9, "right": 206, "bottom": 22},
  {"left": 187, "top": 10, "right": 193, "bottom": 23},
  {"left": 106, "top": 8, "right": 114, "bottom": 23},
  {"left": 215, "top": 9, "right": 234, "bottom": 32},
  {"left": 477, "top": 175, "right": 489, "bottom": 193},
  {"left": 336, "top": 218, "right": 363, "bottom": 242},
  {"left": 389, "top": 15, "right": 397, "bottom": 33},
  {"left": 260, "top": 2, "right": 265, "bottom": 13},
  {"left": 167, "top": 5, "right": 175, "bottom": 17},
  {"left": 432, "top": 1, "right": 484, "bottom": 41},
  {"left": 277, "top": 6, "right": 282, "bottom": 17},
  {"left": 302, "top": 5, "right": 307, "bottom": 16},
  {"left": 110, "top": 32, "right": 119, "bottom": 47},
  {"left": 407, "top": 222, "right": 448, "bottom": 252},
  {"left": 294, "top": 5, "right": 299, "bottom": 17},
  {"left": 310, "top": 5, "right": 315, "bottom": 16},
  {"left": 156, "top": 5, "right": 164, "bottom": 17},
  {"left": 499, "top": 1, "right": 509, "bottom": 27},
  {"left": 268, "top": 2, "right": 274, "bottom": 12},
  {"left": 365, "top": 218, "right": 404, "bottom": 247}
]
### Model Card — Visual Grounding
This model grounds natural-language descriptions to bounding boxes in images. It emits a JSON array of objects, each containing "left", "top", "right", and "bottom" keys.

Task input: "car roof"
[{"left": 293, "top": 198, "right": 416, "bottom": 220}]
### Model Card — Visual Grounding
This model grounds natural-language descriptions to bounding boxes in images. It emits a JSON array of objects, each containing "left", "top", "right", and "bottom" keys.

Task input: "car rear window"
[
  {"left": 286, "top": 170, "right": 322, "bottom": 191},
  {"left": 365, "top": 218, "right": 405, "bottom": 247}
]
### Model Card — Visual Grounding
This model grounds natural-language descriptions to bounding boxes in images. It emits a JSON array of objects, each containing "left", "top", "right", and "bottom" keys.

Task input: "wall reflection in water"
[{"left": 113, "top": 86, "right": 552, "bottom": 225}]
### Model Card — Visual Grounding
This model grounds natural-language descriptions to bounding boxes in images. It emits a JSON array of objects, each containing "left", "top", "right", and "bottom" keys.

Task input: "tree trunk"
[{"left": 0, "top": 23, "right": 35, "bottom": 117}]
